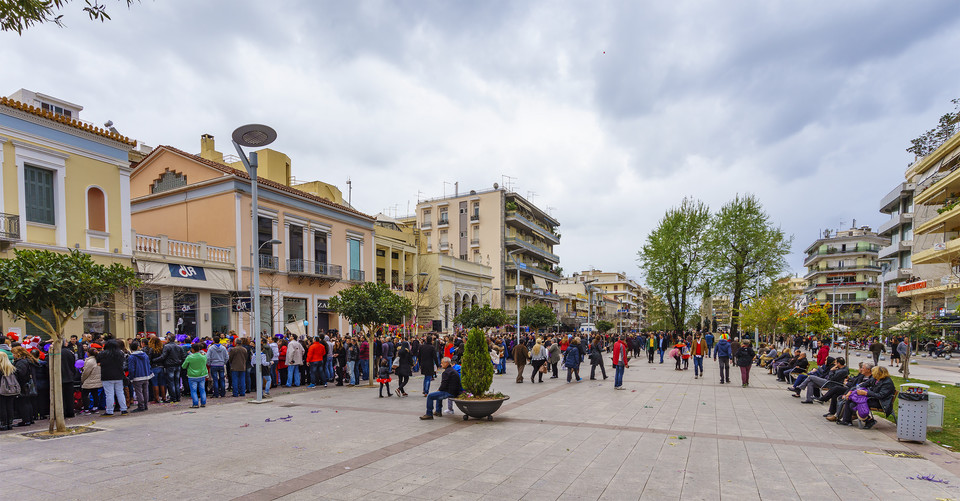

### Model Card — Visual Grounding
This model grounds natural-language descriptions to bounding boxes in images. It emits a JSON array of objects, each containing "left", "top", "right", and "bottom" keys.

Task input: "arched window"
[{"left": 87, "top": 187, "right": 106, "bottom": 232}]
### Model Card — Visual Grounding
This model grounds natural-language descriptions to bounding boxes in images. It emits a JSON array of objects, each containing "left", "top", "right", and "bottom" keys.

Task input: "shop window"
[{"left": 135, "top": 290, "right": 160, "bottom": 336}]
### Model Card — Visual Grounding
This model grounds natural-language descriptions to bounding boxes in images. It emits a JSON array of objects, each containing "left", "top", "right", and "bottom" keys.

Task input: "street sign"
[
  {"left": 515, "top": 284, "right": 524, "bottom": 290},
  {"left": 517, "top": 262, "right": 527, "bottom": 269}
]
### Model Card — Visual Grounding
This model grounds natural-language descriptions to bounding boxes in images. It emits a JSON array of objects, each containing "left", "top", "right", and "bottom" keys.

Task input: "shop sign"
[
  {"left": 317, "top": 299, "right": 332, "bottom": 313},
  {"left": 897, "top": 280, "right": 927, "bottom": 294},
  {"left": 168, "top": 263, "right": 206, "bottom": 280}
]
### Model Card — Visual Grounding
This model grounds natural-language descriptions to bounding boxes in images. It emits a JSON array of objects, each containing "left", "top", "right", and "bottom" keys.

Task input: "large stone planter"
[{"left": 452, "top": 396, "right": 510, "bottom": 421}]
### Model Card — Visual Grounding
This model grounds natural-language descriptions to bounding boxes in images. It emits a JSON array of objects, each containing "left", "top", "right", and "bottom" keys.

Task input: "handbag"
[
  {"left": 391, "top": 357, "right": 400, "bottom": 369},
  {"left": 539, "top": 363, "right": 548, "bottom": 373},
  {"left": 0, "top": 373, "right": 20, "bottom": 397},
  {"left": 24, "top": 374, "right": 38, "bottom": 397}
]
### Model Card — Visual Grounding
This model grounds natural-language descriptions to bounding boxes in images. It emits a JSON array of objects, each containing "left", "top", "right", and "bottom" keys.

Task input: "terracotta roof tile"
[
  {"left": 0, "top": 96, "right": 136, "bottom": 146},
  {"left": 148, "top": 145, "right": 374, "bottom": 221}
]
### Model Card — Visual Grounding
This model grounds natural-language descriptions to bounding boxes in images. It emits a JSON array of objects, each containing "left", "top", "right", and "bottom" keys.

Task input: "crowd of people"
[{"left": 0, "top": 327, "right": 912, "bottom": 432}]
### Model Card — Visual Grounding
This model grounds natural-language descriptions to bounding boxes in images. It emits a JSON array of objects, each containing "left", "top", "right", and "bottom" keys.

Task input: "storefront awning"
[
  {"left": 533, "top": 275, "right": 548, "bottom": 289},
  {"left": 137, "top": 261, "right": 236, "bottom": 291}
]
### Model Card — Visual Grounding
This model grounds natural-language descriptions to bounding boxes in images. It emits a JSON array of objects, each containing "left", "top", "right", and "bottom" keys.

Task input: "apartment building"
[
  {"left": 896, "top": 130, "right": 960, "bottom": 316},
  {"left": 700, "top": 295, "right": 732, "bottom": 332},
  {"left": 554, "top": 279, "right": 591, "bottom": 331},
  {"left": 803, "top": 226, "right": 888, "bottom": 324},
  {"left": 129, "top": 135, "right": 374, "bottom": 339},
  {"left": 414, "top": 186, "right": 560, "bottom": 322},
  {"left": 0, "top": 89, "right": 138, "bottom": 338}
]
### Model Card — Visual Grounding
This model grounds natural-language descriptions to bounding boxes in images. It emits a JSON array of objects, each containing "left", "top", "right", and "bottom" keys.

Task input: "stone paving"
[{"left": 3, "top": 355, "right": 960, "bottom": 500}]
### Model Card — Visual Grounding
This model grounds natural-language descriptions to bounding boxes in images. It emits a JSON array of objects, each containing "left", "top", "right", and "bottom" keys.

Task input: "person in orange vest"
[{"left": 306, "top": 337, "right": 327, "bottom": 388}]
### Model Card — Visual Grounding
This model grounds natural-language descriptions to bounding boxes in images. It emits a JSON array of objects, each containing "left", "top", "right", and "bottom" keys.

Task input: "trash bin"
[
  {"left": 898, "top": 383, "right": 930, "bottom": 443},
  {"left": 928, "top": 391, "right": 945, "bottom": 432}
]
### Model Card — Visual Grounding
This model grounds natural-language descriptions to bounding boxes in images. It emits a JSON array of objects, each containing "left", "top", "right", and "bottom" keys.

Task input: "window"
[
  {"left": 349, "top": 239, "right": 362, "bottom": 280},
  {"left": 26, "top": 308, "right": 56, "bottom": 341},
  {"left": 901, "top": 223, "right": 913, "bottom": 241},
  {"left": 258, "top": 216, "right": 273, "bottom": 256},
  {"left": 40, "top": 102, "right": 71, "bottom": 118},
  {"left": 135, "top": 290, "right": 160, "bottom": 336},
  {"left": 439, "top": 209, "right": 448, "bottom": 224},
  {"left": 288, "top": 224, "right": 304, "bottom": 271},
  {"left": 901, "top": 252, "right": 912, "bottom": 269},
  {"left": 86, "top": 187, "right": 106, "bottom": 231},
  {"left": 314, "top": 231, "right": 327, "bottom": 265},
  {"left": 24, "top": 165, "right": 55, "bottom": 224},
  {"left": 151, "top": 169, "right": 187, "bottom": 194},
  {"left": 473, "top": 203, "right": 479, "bottom": 217},
  {"left": 392, "top": 252, "right": 399, "bottom": 259},
  {"left": 211, "top": 294, "right": 231, "bottom": 335},
  {"left": 84, "top": 300, "right": 113, "bottom": 335},
  {"left": 376, "top": 249, "right": 386, "bottom": 257}
]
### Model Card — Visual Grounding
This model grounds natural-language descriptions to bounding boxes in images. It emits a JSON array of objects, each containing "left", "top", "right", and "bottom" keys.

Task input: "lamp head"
[{"left": 232, "top": 124, "right": 277, "bottom": 148}]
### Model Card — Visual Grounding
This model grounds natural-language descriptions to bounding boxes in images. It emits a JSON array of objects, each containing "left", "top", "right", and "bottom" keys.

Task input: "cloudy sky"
[{"left": 6, "top": 1, "right": 960, "bottom": 285}]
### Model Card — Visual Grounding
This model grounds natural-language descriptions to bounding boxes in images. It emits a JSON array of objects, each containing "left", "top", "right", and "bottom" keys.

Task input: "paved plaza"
[{"left": 3, "top": 356, "right": 960, "bottom": 501}]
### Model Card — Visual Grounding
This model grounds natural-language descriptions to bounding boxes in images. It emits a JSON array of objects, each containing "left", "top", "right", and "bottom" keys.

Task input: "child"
[
  {"left": 376, "top": 359, "right": 392, "bottom": 397},
  {"left": 681, "top": 343, "right": 690, "bottom": 370}
]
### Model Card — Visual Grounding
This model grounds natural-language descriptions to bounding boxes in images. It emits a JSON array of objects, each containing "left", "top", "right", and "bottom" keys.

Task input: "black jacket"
[
  {"left": 735, "top": 346, "right": 755, "bottom": 367},
  {"left": 158, "top": 343, "right": 183, "bottom": 368},
  {"left": 14, "top": 358, "right": 39, "bottom": 395},
  {"left": 865, "top": 377, "right": 897, "bottom": 416},
  {"left": 395, "top": 347, "right": 413, "bottom": 377},
  {"left": 438, "top": 366, "right": 462, "bottom": 396},
  {"left": 97, "top": 349, "right": 127, "bottom": 381},
  {"left": 419, "top": 344, "right": 437, "bottom": 377}
]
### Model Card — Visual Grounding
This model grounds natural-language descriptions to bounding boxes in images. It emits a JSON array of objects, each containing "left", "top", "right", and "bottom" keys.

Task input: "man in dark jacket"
[
  {"left": 513, "top": 342, "right": 529, "bottom": 383},
  {"left": 419, "top": 336, "right": 438, "bottom": 395},
  {"left": 713, "top": 336, "right": 732, "bottom": 384},
  {"left": 420, "top": 357, "right": 461, "bottom": 420},
  {"left": 157, "top": 335, "right": 183, "bottom": 402},
  {"left": 60, "top": 343, "right": 78, "bottom": 418},
  {"left": 824, "top": 362, "right": 873, "bottom": 420}
]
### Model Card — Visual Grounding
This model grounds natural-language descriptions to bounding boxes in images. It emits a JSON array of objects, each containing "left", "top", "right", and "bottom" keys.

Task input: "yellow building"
[
  {"left": 896, "top": 129, "right": 960, "bottom": 315},
  {"left": 0, "top": 89, "right": 139, "bottom": 338},
  {"left": 129, "top": 135, "right": 375, "bottom": 338},
  {"left": 572, "top": 270, "right": 646, "bottom": 332}
]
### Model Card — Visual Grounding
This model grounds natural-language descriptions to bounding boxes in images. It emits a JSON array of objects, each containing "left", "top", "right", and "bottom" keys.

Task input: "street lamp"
[
  {"left": 583, "top": 279, "right": 598, "bottom": 326},
  {"left": 232, "top": 124, "right": 277, "bottom": 404},
  {"left": 508, "top": 248, "right": 523, "bottom": 343},
  {"left": 879, "top": 261, "right": 891, "bottom": 331}
]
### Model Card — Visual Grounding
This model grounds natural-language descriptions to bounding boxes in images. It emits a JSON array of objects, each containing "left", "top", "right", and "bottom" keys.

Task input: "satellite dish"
[{"left": 493, "top": 182, "right": 499, "bottom": 189}]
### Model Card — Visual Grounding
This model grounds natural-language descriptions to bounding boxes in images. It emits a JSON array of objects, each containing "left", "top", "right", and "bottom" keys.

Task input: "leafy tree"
[
  {"left": 328, "top": 282, "right": 412, "bottom": 385},
  {"left": 907, "top": 98, "right": 960, "bottom": 158},
  {"left": 738, "top": 283, "right": 794, "bottom": 337},
  {"left": 781, "top": 313, "right": 803, "bottom": 336},
  {"left": 645, "top": 294, "right": 675, "bottom": 331},
  {"left": 705, "top": 194, "right": 792, "bottom": 338},
  {"left": 802, "top": 303, "right": 832, "bottom": 335},
  {"left": 0, "top": 249, "right": 139, "bottom": 433},
  {"left": 455, "top": 304, "right": 509, "bottom": 330},
  {"left": 638, "top": 198, "right": 711, "bottom": 334},
  {"left": 595, "top": 320, "right": 614, "bottom": 333},
  {"left": 1, "top": 0, "right": 136, "bottom": 34},
  {"left": 460, "top": 328, "right": 494, "bottom": 397},
  {"left": 519, "top": 303, "right": 556, "bottom": 330}
]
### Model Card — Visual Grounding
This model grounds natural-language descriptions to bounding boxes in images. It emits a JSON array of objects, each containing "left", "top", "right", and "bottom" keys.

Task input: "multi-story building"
[
  {"left": 129, "top": 135, "right": 375, "bottom": 339},
  {"left": 414, "top": 186, "right": 561, "bottom": 323},
  {"left": 803, "top": 226, "right": 888, "bottom": 324},
  {"left": 893, "top": 129, "right": 960, "bottom": 316},
  {"left": 569, "top": 269, "right": 645, "bottom": 332},
  {"left": 0, "top": 89, "right": 139, "bottom": 338},
  {"left": 877, "top": 181, "right": 915, "bottom": 316},
  {"left": 700, "top": 295, "right": 732, "bottom": 332},
  {"left": 554, "top": 279, "right": 591, "bottom": 331}
]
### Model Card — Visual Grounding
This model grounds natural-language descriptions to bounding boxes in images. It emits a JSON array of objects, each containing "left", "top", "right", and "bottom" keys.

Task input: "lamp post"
[
  {"left": 508, "top": 248, "right": 522, "bottom": 343},
  {"left": 583, "top": 279, "right": 598, "bottom": 329},
  {"left": 232, "top": 124, "right": 278, "bottom": 404},
  {"left": 879, "top": 262, "right": 890, "bottom": 331}
]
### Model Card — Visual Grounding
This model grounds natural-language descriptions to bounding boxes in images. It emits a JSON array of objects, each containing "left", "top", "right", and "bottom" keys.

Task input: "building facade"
[
  {"left": 803, "top": 226, "right": 888, "bottom": 325},
  {"left": 414, "top": 187, "right": 561, "bottom": 320},
  {"left": 0, "top": 89, "right": 138, "bottom": 339},
  {"left": 129, "top": 136, "right": 375, "bottom": 339}
]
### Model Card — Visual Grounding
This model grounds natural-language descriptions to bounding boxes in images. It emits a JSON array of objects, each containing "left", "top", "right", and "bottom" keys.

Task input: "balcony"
[
  {"left": 879, "top": 182, "right": 916, "bottom": 213},
  {"left": 439, "top": 242, "right": 450, "bottom": 251},
  {"left": 913, "top": 237, "right": 960, "bottom": 265},
  {"left": 286, "top": 259, "right": 343, "bottom": 280},
  {"left": 877, "top": 240, "right": 912, "bottom": 260},
  {"left": 804, "top": 264, "right": 881, "bottom": 279},
  {"left": 348, "top": 269, "right": 366, "bottom": 282},
  {"left": 504, "top": 236, "right": 559, "bottom": 263},
  {"left": 470, "top": 238, "right": 480, "bottom": 247},
  {"left": 505, "top": 211, "right": 560, "bottom": 244},
  {"left": 915, "top": 162, "right": 960, "bottom": 206},
  {"left": 506, "top": 262, "right": 562, "bottom": 282},
  {"left": 0, "top": 213, "right": 20, "bottom": 242},
  {"left": 421, "top": 220, "right": 432, "bottom": 229},
  {"left": 259, "top": 254, "right": 279, "bottom": 270},
  {"left": 803, "top": 245, "right": 883, "bottom": 266},
  {"left": 133, "top": 232, "right": 234, "bottom": 265},
  {"left": 877, "top": 212, "right": 913, "bottom": 236},
  {"left": 470, "top": 214, "right": 480, "bottom": 222},
  {"left": 437, "top": 217, "right": 449, "bottom": 228},
  {"left": 918, "top": 204, "right": 960, "bottom": 235}
]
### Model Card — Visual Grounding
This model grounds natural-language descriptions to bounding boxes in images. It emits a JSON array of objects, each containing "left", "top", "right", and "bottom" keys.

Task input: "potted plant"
[{"left": 452, "top": 327, "right": 509, "bottom": 421}]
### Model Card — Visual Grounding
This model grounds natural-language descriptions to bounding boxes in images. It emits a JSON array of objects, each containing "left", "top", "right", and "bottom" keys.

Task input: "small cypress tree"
[{"left": 460, "top": 327, "right": 494, "bottom": 397}]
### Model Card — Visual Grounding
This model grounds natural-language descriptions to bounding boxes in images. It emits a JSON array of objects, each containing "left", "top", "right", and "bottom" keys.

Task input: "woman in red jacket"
[{"left": 816, "top": 341, "right": 830, "bottom": 367}]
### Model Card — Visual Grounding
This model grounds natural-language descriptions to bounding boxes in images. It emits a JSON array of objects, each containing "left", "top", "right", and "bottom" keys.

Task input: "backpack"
[{"left": 0, "top": 373, "right": 20, "bottom": 397}]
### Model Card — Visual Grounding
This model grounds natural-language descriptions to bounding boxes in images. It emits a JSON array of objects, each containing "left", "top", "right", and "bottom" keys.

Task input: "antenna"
[
  {"left": 443, "top": 181, "right": 452, "bottom": 197},
  {"left": 416, "top": 190, "right": 424, "bottom": 203},
  {"left": 527, "top": 191, "right": 537, "bottom": 204},
  {"left": 501, "top": 175, "right": 517, "bottom": 192}
]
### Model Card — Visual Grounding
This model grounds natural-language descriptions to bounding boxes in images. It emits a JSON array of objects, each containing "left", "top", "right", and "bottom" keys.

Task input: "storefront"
[{"left": 135, "top": 260, "right": 238, "bottom": 339}]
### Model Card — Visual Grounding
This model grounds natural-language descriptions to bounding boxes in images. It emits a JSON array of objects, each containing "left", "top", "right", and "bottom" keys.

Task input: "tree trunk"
[
  {"left": 730, "top": 286, "right": 742, "bottom": 339},
  {"left": 48, "top": 340, "right": 66, "bottom": 433}
]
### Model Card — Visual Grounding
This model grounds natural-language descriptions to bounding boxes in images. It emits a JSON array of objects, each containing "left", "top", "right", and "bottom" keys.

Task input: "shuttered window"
[{"left": 24, "top": 165, "right": 55, "bottom": 225}]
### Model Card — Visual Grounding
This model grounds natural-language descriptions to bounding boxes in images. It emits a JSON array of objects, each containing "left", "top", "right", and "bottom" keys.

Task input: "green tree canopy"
[
  {"left": 645, "top": 295, "right": 675, "bottom": 331},
  {"left": 738, "top": 283, "right": 794, "bottom": 336},
  {"left": 638, "top": 197, "right": 711, "bottom": 334},
  {"left": 0, "top": 249, "right": 139, "bottom": 433},
  {"left": 460, "top": 328, "right": 494, "bottom": 397},
  {"left": 705, "top": 194, "right": 792, "bottom": 338},
  {"left": 519, "top": 303, "right": 556, "bottom": 330},
  {"left": 455, "top": 304, "right": 509, "bottom": 330},
  {"left": 595, "top": 320, "right": 615, "bottom": 333},
  {"left": 329, "top": 282, "right": 412, "bottom": 385},
  {"left": 1, "top": 0, "right": 136, "bottom": 34}
]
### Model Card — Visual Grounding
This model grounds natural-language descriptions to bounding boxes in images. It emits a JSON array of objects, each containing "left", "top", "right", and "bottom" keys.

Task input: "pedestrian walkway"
[{"left": 1, "top": 357, "right": 958, "bottom": 500}]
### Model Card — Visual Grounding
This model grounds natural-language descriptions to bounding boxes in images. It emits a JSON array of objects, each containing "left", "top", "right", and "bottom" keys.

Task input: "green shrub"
[{"left": 460, "top": 327, "right": 494, "bottom": 397}]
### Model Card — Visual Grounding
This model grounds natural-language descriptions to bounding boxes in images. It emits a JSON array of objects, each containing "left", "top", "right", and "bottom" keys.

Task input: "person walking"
[
  {"left": 612, "top": 335, "right": 629, "bottom": 390},
  {"left": 530, "top": 338, "right": 548, "bottom": 383},
  {"left": 735, "top": 340, "right": 756, "bottom": 387},
  {"left": 419, "top": 335, "right": 437, "bottom": 395},
  {"left": 96, "top": 340, "right": 128, "bottom": 416},
  {"left": 646, "top": 334, "right": 656, "bottom": 363},
  {"left": 285, "top": 335, "right": 304, "bottom": 387},
  {"left": 692, "top": 333, "right": 707, "bottom": 380},
  {"left": 513, "top": 341, "right": 529, "bottom": 383},
  {"left": 868, "top": 337, "right": 885, "bottom": 367},
  {"left": 565, "top": 337, "right": 583, "bottom": 382},
  {"left": 898, "top": 336, "right": 911, "bottom": 380},
  {"left": 589, "top": 337, "right": 607, "bottom": 380},
  {"left": 705, "top": 331, "right": 715, "bottom": 358},
  {"left": 181, "top": 343, "right": 209, "bottom": 408},
  {"left": 714, "top": 334, "right": 732, "bottom": 384},
  {"left": 547, "top": 339, "right": 561, "bottom": 379},
  {"left": 394, "top": 341, "right": 413, "bottom": 397}
]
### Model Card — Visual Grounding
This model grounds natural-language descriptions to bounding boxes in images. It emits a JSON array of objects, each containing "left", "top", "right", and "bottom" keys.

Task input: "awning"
[
  {"left": 888, "top": 321, "right": 910, "bottom": 332},
  {"left": 137, "top": 261, "right": 236, "bottom": 291},
  {"left": 533, "top": 275, "right": 548, "bottom": 289}
]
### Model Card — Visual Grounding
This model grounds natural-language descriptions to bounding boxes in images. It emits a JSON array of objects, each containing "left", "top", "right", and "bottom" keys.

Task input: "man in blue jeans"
[
  {"left": 612, "top": 335, "right": 628, "bottom": 390},
  {"left": 420, "top": 358, "right": 461, "bottom": 419}
]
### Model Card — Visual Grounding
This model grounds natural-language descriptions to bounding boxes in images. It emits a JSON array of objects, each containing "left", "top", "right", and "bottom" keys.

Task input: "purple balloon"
[
  {"left": 74, "top": 360, "right": 85, "bottom": 370},
  {"left": 43, "top": 343, "right": 51, "bottom": 352}
]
